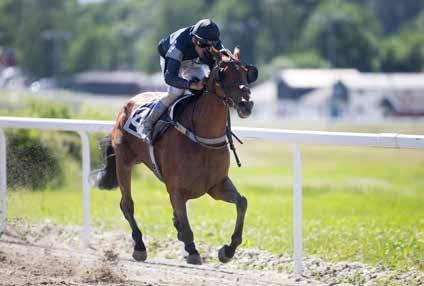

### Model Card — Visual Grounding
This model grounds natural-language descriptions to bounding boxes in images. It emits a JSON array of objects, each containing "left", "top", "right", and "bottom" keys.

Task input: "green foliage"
[
  {"left": 350, "top": 0, "right": 424, "bottom": 34},
  {"left": 0, "top": 0, "right": 77, "bottom": 78},
  {"left": 6, "top": 129, "right": 64, "bottom": 190},
  {"left": 303, "top": 0, "right": 381, "bottom": 71},
  {"left": 0, "top": 95, "right": 109, "bottom": 189},
  {"left": 1, "top": 0, "right": 424, "bottom": 77},
  {"left": 2, "top": 96, "right": 74, "bottom": 119},
  {"left": 67, "top": 27, "right": 121, "bottom": 73},
  {"left": 210, "top": 0, "right": 262, "bottom": 64},
  {"left": 135, "top": 35, "right": 160, "bottom": 73},
  {"left": 257, "top": 0, "right": 316, "bottom": 63},
  {"left": 27, "top": 99, "right": 73, "bottom": 119},
  {"left": 379, "top": 10, "right": 424, "bottom": 72},
  {"left": 0, "top": 0, "right": 24, "bottom": 45},
  {"left": 66, "top": 0, "right": 150, "bottom": 73}
]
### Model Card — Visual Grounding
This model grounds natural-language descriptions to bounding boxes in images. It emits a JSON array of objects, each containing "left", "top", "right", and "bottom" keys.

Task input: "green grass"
[
  {"left": 7, "top": 140, "right": 424, "bottom": 271},
  {"left": 2, "top": 92, "right": 423, "bottom": 271}
]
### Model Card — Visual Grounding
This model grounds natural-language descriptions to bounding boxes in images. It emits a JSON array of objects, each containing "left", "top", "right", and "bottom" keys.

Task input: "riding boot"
[{"left": 138, "top": 100, "right": 168, "bottom": 144}]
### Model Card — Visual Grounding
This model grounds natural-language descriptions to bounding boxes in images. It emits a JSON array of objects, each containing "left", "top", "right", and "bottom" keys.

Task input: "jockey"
[{"left": 138, "top": 19, "right": 226, "bottom": 143}]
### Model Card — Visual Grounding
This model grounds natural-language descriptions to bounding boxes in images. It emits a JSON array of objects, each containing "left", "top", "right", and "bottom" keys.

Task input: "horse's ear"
[{"left": 233, "top": 46, "right": 241, "bottom": 60}]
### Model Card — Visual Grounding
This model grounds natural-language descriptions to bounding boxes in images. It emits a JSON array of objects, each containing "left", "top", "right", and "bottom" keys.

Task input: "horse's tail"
[{"left": 94, "top": 134, "right": 118, "bottom": 190}]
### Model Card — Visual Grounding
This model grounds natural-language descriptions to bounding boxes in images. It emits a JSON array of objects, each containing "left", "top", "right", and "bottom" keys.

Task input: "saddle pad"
[
  {"left": 123, "top": 93, "right": 197, "bottom": 140},
  {"left": 123, "top": 100, "right": 156, "bottom": 138}
]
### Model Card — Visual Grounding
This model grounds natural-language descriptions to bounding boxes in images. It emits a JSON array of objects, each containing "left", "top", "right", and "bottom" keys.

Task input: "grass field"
[
  {"left": 7, "top": 133, "right": 424, "bottom": 272},
  {"left": 2, "top": 92, "right": 423, "bottom": 272}
]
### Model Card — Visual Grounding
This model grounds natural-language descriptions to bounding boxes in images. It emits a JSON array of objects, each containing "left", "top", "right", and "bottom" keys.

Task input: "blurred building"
[
  {"left": 327, "top": 73, "right": 424, "bottom": 118},
  {"left": 250, "top": 80, "right": 277, "bottom": 119},
  {"left": 68, "top": 71, "right": 166, "bottom": 95},
  {"left": 276, "top": 69, "right": 360, "bottom": 101},
  {"left": 252, "top": 69, "right": 424, "bottom": 119}
]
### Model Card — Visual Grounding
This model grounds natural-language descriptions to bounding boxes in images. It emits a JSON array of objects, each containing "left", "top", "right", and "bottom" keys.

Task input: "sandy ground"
[
  {"left": 0, "top": 220, "right": 320, "bottom": 286},
  {"left": 1, "top": 220, "right": 422, "bottom": 286}
]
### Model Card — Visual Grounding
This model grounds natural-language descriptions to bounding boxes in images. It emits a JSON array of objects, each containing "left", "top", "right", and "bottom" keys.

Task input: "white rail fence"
[{"left": 0, "top": 116, "right": 423, "bottom": 274}]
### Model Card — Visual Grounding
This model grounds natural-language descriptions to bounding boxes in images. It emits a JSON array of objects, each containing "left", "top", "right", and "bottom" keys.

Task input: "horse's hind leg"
[
  {"left": 208, "top": 177, "right": 247, "bottom": 263},
  {"left": 169, "top": 191, "right": 202, "bottom": 265},
  {"left": 115, "top": 148, "right": 147, "bottom": 261}
]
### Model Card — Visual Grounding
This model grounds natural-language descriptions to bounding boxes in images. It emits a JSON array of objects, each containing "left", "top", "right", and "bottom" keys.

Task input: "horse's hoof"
[
  {"left": 186, "top": 253, "right": 202, "bottom": 265},
  {"left": 133, "top": 250, "right": 147, "bottom": 262},
  {"left": 218, "top": 245, "right": 232, "bottom": 263}
]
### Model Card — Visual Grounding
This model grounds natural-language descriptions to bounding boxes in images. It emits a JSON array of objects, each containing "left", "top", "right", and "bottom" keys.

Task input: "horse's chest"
[
  {"left": 163, "top": 146, "right": 230, "bottom": 191},
  {"left": 180, "top": 149, "right": 228, "bottom": 176}
]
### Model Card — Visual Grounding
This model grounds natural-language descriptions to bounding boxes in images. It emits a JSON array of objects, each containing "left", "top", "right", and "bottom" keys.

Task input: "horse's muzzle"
[{"left": 237, "top": 100, "right": 254, "bottom": 118}]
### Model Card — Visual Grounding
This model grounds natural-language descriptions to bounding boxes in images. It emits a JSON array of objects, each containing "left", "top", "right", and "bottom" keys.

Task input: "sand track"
[
  {"left": 0, "top": 221, "right": 314, "bottom": 286},
  {"left": 2, "top": 220, "right": 421, "bottom": 285}
]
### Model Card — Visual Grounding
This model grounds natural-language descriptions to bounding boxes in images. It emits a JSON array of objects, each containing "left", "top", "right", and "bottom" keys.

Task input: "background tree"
[
  {"left": 302, "top": 0, "right": 381, "bottom": 71},
  {"left": 350, "top": 0, "right": 424, "bottom": 34},
  {"left": 136, "top": 0, "right": 206, "bottom": 73},
  {"left": 2, "top": 0, "right": 77, "bottom": 78},
  {"left": 208, "top": 0, "right": 262, "bottom": 65},
  {"left": 379, "top": 10, "right": 424, "bottom": 72},
  {"left": 1, "top": 0, "right": 424, "bottom": 79}
]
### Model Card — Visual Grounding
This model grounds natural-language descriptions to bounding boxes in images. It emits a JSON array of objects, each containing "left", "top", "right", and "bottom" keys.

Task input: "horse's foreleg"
[
  {"left": 208, "top": 177, "right": 247, "bottom": 263},
  {"left": 116, "top": 151, "right": 147, "bottom": 261},
  {"left": 169, "top": 192, "right": 202, "bottom": 265}
]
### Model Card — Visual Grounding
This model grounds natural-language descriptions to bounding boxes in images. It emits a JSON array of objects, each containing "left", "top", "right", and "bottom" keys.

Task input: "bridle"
[
  {"left": 174, "top": 51, "right": 248, "bottom": 166},
  {"left": 207, "top": 59, "right": 250, "bottom": 110},
  {"left": 204, "top": 58, "right": 247, "bottom": 165}
]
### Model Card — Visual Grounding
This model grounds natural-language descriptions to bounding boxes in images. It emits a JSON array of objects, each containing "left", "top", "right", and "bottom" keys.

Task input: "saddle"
[
  {"left": 122, "top": 93, "right": 200, "bottom": 181},
  {"left": 123, "top": 93, "right": 198, "bottom": 144}
]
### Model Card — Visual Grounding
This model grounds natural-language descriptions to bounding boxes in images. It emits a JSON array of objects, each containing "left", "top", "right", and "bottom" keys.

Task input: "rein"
[
  {"left": 211, "top": 60, "right": 244, "bottom": 167},
  {"left": 170, "top": 57, "right": 244, "bottom": 166}
]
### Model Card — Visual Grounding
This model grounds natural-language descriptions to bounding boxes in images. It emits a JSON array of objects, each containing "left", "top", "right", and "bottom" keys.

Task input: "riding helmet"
[{"left": 192, "top": 19, "right": 220, "bottom": 42}]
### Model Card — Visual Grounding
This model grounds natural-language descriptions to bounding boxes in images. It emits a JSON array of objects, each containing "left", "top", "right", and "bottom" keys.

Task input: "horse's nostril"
[{"left": 239, "top": 85, "right": 251, "bottom": 94}]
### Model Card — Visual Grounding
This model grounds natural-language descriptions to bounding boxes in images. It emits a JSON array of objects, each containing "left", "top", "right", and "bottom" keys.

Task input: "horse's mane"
[{"left": 173, "top": 94, "right": 200, "bottom": 121}]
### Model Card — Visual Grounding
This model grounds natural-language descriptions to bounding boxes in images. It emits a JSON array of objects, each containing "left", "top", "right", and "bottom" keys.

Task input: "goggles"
[{"left": 194, "top": 35, "right": 217, "bottom": 48}]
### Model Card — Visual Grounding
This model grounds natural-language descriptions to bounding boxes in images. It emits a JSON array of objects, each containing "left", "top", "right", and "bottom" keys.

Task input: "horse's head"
[{"left": 209, "top": 47, "right": 257, "bottom": 118}]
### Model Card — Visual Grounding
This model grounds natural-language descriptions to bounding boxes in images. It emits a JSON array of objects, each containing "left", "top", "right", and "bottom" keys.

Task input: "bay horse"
[{"left": 95, "top": 47, "right": 256, "bottom": 265}]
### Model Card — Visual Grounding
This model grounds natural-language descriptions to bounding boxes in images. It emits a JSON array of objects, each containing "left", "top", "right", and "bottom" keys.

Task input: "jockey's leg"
[
  {"left": 138, "top": 88, "right": 183, "bottom": 144},
  {"left": 137, "top": 57, "right": 208, "bottom": 144}
]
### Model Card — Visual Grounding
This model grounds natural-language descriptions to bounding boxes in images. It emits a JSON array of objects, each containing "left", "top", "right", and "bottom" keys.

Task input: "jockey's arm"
[
  {"left": 163, "top": 43, "right": 199, "bottom": 90},
  {"left": 164, "top": 58, "right": 192, "bottom": 90}
]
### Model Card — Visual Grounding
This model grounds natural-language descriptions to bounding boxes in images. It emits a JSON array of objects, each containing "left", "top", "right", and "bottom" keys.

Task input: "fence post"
[
  {"left": 292, "top": 144, "right": 304, "bottom": 274},
  {"left": 78, "top": 131, "right": 91, "bottom": 246},
  {"left": 0, "top": 129, "right": 6, "bottom": 235}
]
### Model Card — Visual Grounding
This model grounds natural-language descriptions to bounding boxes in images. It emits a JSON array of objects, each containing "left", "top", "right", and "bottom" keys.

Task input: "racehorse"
[{"left": 95, "top": 47, "right": 256, "bottom": 265}]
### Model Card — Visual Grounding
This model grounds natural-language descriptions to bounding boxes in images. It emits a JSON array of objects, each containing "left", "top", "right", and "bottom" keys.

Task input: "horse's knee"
[{"left": 236, "top": 196, "right": 247, "bottom": 213}]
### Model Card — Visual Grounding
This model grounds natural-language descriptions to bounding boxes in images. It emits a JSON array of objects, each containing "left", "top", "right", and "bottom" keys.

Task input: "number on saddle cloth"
[{"left": 123, "top": 99, "right": 164, "bottom": 139}]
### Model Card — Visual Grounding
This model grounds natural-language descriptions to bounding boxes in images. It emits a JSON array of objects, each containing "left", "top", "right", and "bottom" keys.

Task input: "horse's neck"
[{"left": 188, "top": 87, "right": 228, "bottom": 138}]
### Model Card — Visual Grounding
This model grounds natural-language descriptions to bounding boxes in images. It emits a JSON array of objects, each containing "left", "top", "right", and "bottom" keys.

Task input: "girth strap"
[
  {"left": 148, "top": 120, "right": 228, "bottom": 182},
  {"left": 148, "top": 144, "right": 164, "bottom": 182},
  {"left": 173, "top": 121, "right": 228, "bottom": 149}
]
